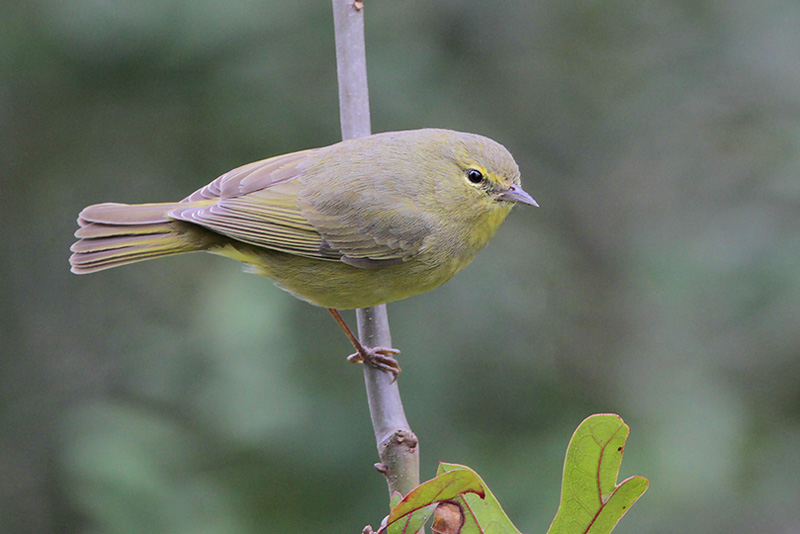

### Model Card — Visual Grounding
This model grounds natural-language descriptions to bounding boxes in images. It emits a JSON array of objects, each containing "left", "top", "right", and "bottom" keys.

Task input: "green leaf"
[
  {"left": 383, "top": 469, "right": 486, "bottom": 534},
  {"left": 436, "top": 463, "right": 523, "bottom": 534},
  {"left": 547, "top": 414, "right": 648, "bottom": 534}
]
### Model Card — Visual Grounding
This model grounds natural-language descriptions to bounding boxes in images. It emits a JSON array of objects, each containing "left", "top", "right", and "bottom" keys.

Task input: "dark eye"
[{"left": 466, "top": 169, "right": 484, "bottom": 184}]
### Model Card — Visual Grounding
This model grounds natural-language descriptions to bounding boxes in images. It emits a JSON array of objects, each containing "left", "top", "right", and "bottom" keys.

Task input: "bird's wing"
[
  {"left": 170, "top": 150, "right": 335, "bottom": 259},
  {"left": 181, "top": 149, "right": 315, "bottom": 202},
  {"left": 297, "top": 178, "right": 431, "bottom": 268},
  {"left": 170, "top": 149, "right": 419, "bottom": 266}
]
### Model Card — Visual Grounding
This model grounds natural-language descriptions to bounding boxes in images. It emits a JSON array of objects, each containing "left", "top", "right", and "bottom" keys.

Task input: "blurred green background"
[{"left": 2, "top": 0, "right": 800, "bottom": 532}]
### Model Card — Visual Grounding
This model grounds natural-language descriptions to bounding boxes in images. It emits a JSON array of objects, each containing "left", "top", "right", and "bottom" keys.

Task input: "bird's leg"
[{"left": 327, "top": 308, "right": 401, "bottom": 378}]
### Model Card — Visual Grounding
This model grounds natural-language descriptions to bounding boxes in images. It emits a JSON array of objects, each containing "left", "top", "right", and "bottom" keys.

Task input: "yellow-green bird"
[{"left": 70, "top": 128, "right": 537, "bottom": 374}]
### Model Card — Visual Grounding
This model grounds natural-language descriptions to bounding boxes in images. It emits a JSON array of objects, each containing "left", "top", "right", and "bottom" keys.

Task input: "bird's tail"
[{"left": 69, "top": 202, "right": 200, "bottom": 274}]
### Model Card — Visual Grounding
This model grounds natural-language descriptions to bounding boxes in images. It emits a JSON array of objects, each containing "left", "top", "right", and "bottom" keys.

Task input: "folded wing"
[{"left": 171, "top": 149, "right": 421, "bottom": 267}]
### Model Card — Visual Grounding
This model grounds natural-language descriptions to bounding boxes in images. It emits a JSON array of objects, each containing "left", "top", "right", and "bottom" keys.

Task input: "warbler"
[{"left": 70, "top": 128, "right": 537, "bottom": 374}]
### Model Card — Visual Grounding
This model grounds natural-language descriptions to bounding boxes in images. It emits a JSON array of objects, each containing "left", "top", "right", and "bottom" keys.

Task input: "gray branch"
[{"left": 331, "top": 0, "right": 420, "bottom": 499}]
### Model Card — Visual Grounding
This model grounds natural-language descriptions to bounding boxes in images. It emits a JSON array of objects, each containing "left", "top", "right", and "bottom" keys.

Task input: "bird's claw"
[{"left": 347, "top": 346, "right": 401, "bottom": 379}]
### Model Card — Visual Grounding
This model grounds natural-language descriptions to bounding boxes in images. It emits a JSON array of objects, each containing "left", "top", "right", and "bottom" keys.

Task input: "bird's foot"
[
  {"left": 347, "top": 346, "right": 401, "bottom": 379},
  {"left": 327, "top": 308, "right": 402, "bottom": 381}
]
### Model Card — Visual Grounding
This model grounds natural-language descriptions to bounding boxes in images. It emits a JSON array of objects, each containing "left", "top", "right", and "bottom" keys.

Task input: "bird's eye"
[{"left": 466, "top": 169, "right": 484, "bottom": 184}]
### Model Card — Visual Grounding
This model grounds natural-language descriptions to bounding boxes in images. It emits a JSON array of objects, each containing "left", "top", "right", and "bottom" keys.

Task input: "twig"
[{"left": 330, "top": 0, "right": 420, "bottom": 499}]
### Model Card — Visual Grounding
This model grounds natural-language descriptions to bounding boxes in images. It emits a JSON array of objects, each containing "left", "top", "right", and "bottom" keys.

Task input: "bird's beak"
[{"left": 499, "top": 184, "right": 539, "bottom": 207}]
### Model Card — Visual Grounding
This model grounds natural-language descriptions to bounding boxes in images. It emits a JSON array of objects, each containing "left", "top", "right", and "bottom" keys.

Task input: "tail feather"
[
  {"left": 78, "top": 202, "right": 181, "bottom": 225},
  {"left": 70, "top": 202, "right": 201, "bottom": 274},
  {"left": 74, "top": 222, "right": 176, "bottom": 241}
]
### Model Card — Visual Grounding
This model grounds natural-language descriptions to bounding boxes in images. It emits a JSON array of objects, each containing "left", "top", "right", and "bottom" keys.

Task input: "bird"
[{"left": 70, "top": 128, "right": 537, "bottom": 376}]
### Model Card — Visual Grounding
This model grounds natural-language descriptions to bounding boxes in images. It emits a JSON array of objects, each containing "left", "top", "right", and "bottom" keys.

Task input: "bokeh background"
[{"left": 3, "top": 0, "right": 800, "bottom": 532}]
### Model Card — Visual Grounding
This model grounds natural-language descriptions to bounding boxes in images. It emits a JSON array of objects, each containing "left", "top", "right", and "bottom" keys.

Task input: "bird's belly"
[{"left": 214, "top": 244, "right": 464, "bottom": 309}]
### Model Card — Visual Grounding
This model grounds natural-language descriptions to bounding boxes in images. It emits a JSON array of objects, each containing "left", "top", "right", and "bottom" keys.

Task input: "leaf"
[
  {"left": 382, "top": 469, "right": 486, "bottom": 534},
  {"left": 547, "top": 414, "right": 648, "bottom": 534},
  {"left": 436, "top": 463, "right": 523, "bottom": 534}
]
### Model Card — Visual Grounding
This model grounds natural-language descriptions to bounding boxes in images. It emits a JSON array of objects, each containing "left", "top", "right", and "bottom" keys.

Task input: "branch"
[{"left": 330, "top": 0, "right": 420, "bottom": 498}]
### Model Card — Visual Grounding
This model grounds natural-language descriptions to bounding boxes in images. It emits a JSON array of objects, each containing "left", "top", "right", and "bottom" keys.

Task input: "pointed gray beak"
[{"left": 499, "top": 184, "right": 539, "bottom": 207}]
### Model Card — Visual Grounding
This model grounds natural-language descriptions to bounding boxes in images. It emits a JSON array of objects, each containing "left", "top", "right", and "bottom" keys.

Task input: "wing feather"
[
  {"left": 170, "top": 150, "right": 338, "bottom": 259},
  {"left": 170, "top": 144, "right": 423, "bottom": 267}
]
